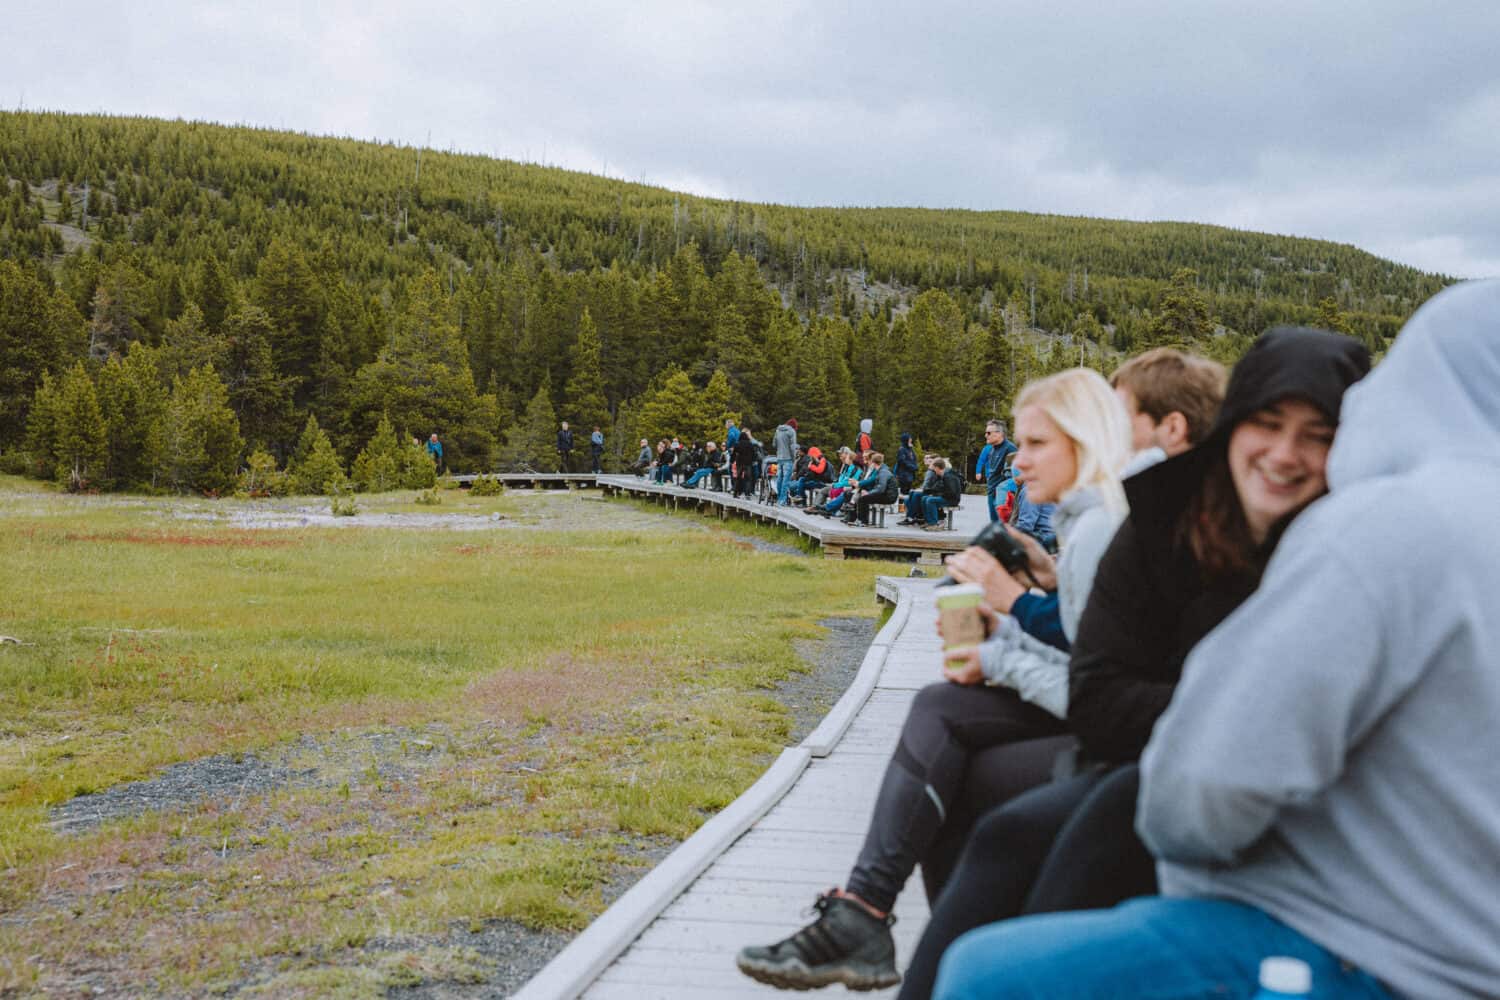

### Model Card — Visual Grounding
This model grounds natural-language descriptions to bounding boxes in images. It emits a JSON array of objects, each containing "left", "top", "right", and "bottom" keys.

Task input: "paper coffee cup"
[{"left": 935, "top": 583, "right": 985, "bottom": 654}]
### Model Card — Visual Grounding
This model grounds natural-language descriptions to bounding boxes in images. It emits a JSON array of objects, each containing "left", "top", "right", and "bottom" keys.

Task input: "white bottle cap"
[{"left": 1259, "top": 957, "right": 1312, "bottom": 995}]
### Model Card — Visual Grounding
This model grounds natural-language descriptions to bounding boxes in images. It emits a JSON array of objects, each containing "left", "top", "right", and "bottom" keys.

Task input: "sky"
[{"left": 8, "top": 1, "right": 1500, "bottom": 278}]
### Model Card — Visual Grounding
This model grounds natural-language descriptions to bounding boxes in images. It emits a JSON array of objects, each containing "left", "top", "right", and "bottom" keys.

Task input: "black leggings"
[
  {"left": 897, "top": 763, "right": 1157, "bottom": 1000},
  {"left": 844, "top": 682, "right": 1067, "bottom": 914}
]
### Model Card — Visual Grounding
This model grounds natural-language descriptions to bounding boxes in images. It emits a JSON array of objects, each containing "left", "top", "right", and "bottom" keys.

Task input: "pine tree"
[
  {"left": 351, "top": 414, "right": 403, "bottom": 492},
  {"left": 1146, "top": 268, "right": 1215, "bottom": 348},
  {"left": 397, "top": 434, "right": 437, "bottom": 489},
  {"left": 563, "top": 308, "right": 610, "bottom": 433},
  {"left": 636, "top": 367, "right": 719, "bottom": 446},
  {"left": 96, "top": 344, "right": 166, "bottom": 489},
  {"left": 195, "top": 252, "right": 235, "bottom": 331},
  {"left": 52, "top": 362, "right": 108, "bottom": 490},
  {"left": 350, "top": 270, "right": 500, "bottom": 472},
  {"left": 221, "top": 306, "right": 296, "bottom": 452},
  {"left": 23, "top": 372, "right": 62, "bottom": 479},
  {"left": 287, "top": 415, "right": 347, "bottom": 495},
  {"left": 0, "top": 259, "right": 85, "bottom": 447},
  {"left": 163, "top": 365, "right": 244, "bottom": 494},
  {"left": 502, "top": 379, "right": 558, "bottom": 469}
]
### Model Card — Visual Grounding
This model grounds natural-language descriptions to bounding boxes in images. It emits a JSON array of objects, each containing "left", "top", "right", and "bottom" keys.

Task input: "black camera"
[{"left": 937, "top": 520, "right": 1033, "bottom": 587}]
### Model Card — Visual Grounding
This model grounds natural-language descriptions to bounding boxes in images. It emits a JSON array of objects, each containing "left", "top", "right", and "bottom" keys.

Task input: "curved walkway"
[{"left": 515, "top": 577, "right": 938, "bottom": 999}]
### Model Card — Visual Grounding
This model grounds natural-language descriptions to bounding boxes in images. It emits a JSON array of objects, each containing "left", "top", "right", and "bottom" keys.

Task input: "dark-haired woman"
[{"left": 899, "top": 326, "right": 1370, "bottom": 1000}]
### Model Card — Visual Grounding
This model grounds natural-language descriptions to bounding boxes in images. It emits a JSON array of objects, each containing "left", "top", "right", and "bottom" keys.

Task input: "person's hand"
[
  {"left": 1005, "top": 525, "right": 1058, "bottom": 592},
  {"left": 942, "top": 646, "right": 984, "bottom": 685},
  {"left": 937, "top": 602, "right": 999, "bottom": 686},
  {"left": 944, "top": 547, "right": 1028, "bottom": 613}
]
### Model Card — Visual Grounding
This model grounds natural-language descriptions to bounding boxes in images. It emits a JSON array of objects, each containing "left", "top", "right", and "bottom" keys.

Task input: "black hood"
[
  {"left": 1204, "top": 326, "right": 1370, "bottom": 448},
  {"left": 1125, "top": 326, "right": 1370, "bottom": 533}
]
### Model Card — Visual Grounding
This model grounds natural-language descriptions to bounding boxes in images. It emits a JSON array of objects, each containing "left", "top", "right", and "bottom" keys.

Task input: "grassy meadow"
[{"left": 0, "top": 477, "right": 901, "bottom": 996}]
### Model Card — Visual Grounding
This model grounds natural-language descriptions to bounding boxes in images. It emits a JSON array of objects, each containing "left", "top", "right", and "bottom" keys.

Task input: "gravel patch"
[
  {"left": 784, "top": 616, "right": 880, "bottom": 744},
  {"left": 49, "top": 752, "right": 312, "bottom": 834}
]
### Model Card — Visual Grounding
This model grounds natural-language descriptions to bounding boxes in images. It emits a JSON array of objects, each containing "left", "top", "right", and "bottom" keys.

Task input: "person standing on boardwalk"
[
  {"left": 556, "top": 421, "right": 574, "bottom": 473},
  {"left": 426, "top": 433, "right": 444, "bottom": 474},
  {"left": 977, "top": 420, "right": 1018, "bottom": 523},
  {"left": 773, "top": 418, "right": 799, "bottom": 506},
  {"left": 589, "top": 426, "right": 604, "bottom": 474}
]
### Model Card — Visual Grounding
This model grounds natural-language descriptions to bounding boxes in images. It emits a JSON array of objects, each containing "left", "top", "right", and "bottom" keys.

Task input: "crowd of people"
[
  {"left": 626, "top": 416, "right": 1039, "bottom": 531},
  {"left": 727, "top": 278, "right": 1500, "bottom": 1000}
]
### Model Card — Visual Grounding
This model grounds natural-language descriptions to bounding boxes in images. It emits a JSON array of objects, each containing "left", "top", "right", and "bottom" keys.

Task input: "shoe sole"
[{"left": 736, "top": 955, "right": 900, "bottom": 992}]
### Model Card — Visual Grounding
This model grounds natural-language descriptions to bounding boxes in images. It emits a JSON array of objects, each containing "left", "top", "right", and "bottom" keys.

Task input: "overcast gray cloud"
[{"left": 7, "top": 0, "right": 1499, "bottom": 276}]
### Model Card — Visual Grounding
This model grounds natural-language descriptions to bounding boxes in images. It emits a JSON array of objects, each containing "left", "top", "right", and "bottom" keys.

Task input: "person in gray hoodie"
[
  {"left": 772, "top": 418, "right": 799, "bottom": 506},
  {"left": 933, "top": 279, "right": 1500, "bottom": 1000}
]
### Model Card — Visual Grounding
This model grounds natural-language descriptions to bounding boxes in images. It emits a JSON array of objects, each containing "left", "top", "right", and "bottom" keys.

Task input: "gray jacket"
[
  {"left": 979, "top": 483, "right": 1127, "bottom": 716},
  {"left": 1140, "top": 279, "right": 1500, "bottom": 1000},
  {"left": 772, "top": 423, "right": 797, "bottom": 462}
]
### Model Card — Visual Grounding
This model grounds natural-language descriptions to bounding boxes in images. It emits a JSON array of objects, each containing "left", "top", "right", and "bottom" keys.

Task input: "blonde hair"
[{"left": 1014, "top": 367, "right": 1132, "bottom": 515}]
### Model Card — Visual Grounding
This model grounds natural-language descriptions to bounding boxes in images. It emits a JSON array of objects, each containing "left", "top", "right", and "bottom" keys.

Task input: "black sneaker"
[{"left": 736, "top": 893, "right": 899, "bottom": 991}]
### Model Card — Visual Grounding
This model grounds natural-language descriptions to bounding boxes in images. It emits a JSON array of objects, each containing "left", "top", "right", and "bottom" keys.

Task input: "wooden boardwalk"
[
  {"left": 595, "top": 476, "right": 988, "bottom": 563},
  {"left": 516, "top": 578, "right": 940, "bottom": 1000}
]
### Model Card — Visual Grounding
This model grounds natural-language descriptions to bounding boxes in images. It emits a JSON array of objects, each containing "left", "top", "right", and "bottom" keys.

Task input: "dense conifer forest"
[{"left": 0, "top": 111, "right": 1449, "bottom": 492}]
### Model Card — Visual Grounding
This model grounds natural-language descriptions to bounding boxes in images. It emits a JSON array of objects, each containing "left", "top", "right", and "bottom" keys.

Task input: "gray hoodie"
[
  {"left": 1139, "top": 279, "right": 1500, "bottom": 1000},
  {"left": 772, "top": 423, "right": 797, "bottom": 462}
]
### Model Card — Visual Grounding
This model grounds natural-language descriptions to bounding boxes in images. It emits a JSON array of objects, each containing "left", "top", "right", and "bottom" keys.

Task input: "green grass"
[{"left": 0, "top": 479, "right": 902, "bottom": 994}]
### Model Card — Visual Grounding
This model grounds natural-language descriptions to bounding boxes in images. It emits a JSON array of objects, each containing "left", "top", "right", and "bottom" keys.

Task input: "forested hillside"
[{"left": 0, "top": 111, "right": 1448, "bottom": 492}]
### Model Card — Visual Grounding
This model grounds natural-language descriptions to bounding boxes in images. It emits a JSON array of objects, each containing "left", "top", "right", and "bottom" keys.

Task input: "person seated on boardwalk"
[
  {"left": 1111, "top": 347, "right": 1227, "bottom": 463},
  {"left": 896, "top": 454, "right": 941, "bottom": 525},
  {"left": 730, "top": 427, "right": 758, "bottom": 498},
  {"left": 916, "top": 457, "right": 964, "bottom": 532},
  {"left": 1009, "top": 470, "right": 1057, "bottom": 549},
  {"left": 895, "top": 327, "right": 1369, "bottom": 1000},
  {"left": 631, "top": 438, "right": 653, "bottom": 477},
  {"left": 932, "top": 284, "right": 1500, "bottom": 1000},
  {"left": 992, "top": 464, "right": 1020, "bottom": 522},
  {"left": 682, "top": 441, "right": 722, "bottom": 489},
  {"left": 894, "top": 432, "right": 919, "bottom": 494},
  {"left": 842, "top": 452, "right": 900, "bottom": 526},
  {"left": 650, "top": 439, "right": 674, "bottom": 484},
  {"left": 737, "top": 368, "right": 1134, "bottom": 993},
  {"left": 789, "top": 446, "right": 833, "bottom": 502},
  {"left": 809, "top": 447, "right": 861, "bottom": 517}
]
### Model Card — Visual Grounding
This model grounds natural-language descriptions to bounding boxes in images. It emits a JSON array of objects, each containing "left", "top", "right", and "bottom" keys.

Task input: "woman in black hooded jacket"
[{"left": 897, "top": 327, "right": 1371, "bottom": 1000}]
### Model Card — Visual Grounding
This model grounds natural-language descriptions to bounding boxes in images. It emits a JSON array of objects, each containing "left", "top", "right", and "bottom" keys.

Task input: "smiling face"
[
  {"left": 1011, "top": 405, "right": 1078, "bottom": 505},
  {"left": 1228, "top": 398, "right": 1336, "bottom": 543}
]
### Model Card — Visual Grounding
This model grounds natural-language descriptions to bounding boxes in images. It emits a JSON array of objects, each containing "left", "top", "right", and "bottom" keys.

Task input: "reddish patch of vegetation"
[
  {"left": 63, "top": 531, "right": 296, "bottom": 549},
  {"left": 463, "top": 656, "right": 660, "bottom": 724}
]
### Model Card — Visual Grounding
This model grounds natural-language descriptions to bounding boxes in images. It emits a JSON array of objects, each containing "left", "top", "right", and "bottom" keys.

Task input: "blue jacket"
[
  {"left": 983, "top": 439, "right": 1017, "bottom": 481},
  {"left": 1012, "top": 484, "right": 1056, "bottom": 549}
]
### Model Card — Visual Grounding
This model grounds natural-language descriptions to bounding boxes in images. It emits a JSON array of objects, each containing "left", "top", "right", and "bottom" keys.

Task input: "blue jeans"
[
  {"left": 684, "top": 468, "right": 713, "bottom": 488},
  {"left": 935, "top": 897, "right": 1393, "bottom": 1000},
  {"left": 986, "top": 483, "right": 1001, "bottom": 522},
  {"left": 922, "top": 495, "right": 949, "bottom": 525},
  {"left": 776, "top": 462, "right": 794, "bottom": 504}
]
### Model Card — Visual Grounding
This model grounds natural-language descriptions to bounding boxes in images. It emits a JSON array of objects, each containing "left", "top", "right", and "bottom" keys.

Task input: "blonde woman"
[{"left": 738, "top": 368, "right": 1132, "bottom": 993}]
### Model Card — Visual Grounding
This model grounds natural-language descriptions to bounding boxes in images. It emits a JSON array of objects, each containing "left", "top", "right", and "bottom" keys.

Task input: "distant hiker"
[
  {"left": 426, "top": 433, "right": 444, "bottom": 474},
  {"left": 589, "top": 426, "right": 605, "bottom": 474},
  {"left": 556, "top": 421, "right": 574, "bottom": 473}
]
